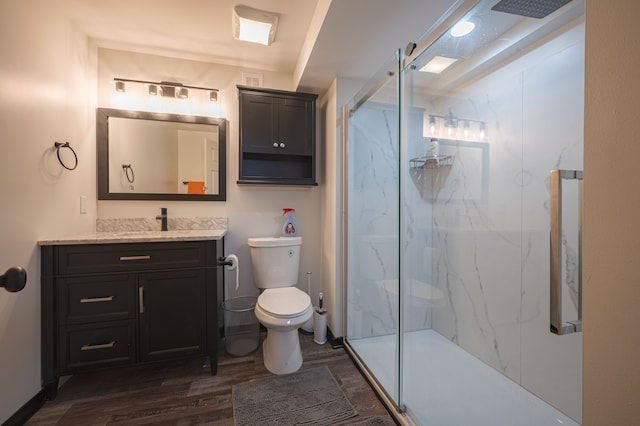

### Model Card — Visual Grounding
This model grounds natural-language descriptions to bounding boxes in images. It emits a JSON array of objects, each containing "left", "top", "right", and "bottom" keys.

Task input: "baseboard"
[
  {"left": 3, "top": 390, "right": 45, "bottom": 426},
  {"left": 327, "top": 328, "right": 343, "bottom": 349}
]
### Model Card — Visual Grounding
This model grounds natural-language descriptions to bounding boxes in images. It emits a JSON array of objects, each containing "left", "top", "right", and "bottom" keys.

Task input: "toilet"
[{"left": 248, "top": 236, "right": 312, "bottom": 375}]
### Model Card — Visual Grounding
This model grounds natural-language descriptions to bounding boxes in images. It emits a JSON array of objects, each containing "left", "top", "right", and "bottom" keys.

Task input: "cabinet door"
[
  {"left": 278, "top": 97, "right": 313, "bottom": 156},
  {"left": 240, "top": 93, "right": 277, "bottom": 154},
  {"left": 138, "top": 269, "right": 207, "bottom": 362}
]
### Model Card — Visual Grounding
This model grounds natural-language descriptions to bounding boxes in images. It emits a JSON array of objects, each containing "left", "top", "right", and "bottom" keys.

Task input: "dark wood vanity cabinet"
[
  {"left": 41, "top": 239, "right": 222, "bottom": 399},
  {"left": 237, "top": 85, "right": 318, "bottom": 185}
]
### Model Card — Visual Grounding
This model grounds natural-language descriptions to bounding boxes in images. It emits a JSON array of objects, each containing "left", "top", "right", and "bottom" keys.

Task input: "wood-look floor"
[{"left": 26, "top": 332, "right": 396, "bottom": 425}]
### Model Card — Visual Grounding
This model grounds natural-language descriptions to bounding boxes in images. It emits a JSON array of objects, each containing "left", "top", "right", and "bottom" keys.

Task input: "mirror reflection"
[{"left": 97, "top": 108, "right": 226, "bottom": 201}]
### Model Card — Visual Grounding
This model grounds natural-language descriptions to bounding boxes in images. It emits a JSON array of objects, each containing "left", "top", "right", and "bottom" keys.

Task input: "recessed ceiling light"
[
  {"left": 419, "top": 56, "right": 458, "bottom": 74},
  {"left": 450, "top": 21, "right": 475, "bottom": 37}
]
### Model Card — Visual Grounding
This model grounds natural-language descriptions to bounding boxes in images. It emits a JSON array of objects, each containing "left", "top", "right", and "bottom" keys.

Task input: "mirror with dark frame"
[{"left": 97, "top": 108, "right": 227, "bottom": 201}]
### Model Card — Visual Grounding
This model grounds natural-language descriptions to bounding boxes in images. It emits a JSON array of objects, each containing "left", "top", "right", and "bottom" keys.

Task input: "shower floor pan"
[{"left": 350, "top": 330, "right": 579, "bottom": 426}]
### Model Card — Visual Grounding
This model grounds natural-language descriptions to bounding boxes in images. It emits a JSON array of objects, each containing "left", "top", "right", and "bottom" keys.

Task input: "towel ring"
[
  {"left": 54, "top": 142, "right": 78, "bottom": 170},
  {"left": 122, "top": 164, "right": 135, "bottom": 183}
]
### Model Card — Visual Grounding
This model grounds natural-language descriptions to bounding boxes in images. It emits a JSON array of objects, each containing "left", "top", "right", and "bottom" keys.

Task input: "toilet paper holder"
[
  {"left": 219, "top": 255, "right": 240, "bottom": 291},
  {"left": 218, "top": 256, "right": 234, "bottom": 266}
]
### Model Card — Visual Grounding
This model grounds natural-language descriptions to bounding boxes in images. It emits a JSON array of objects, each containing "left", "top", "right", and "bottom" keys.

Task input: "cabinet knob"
[
  {"left": 273, "top": 142, "right": 279, "bottom": 148},
  {"left": 279, "top": 142, "right": 286, "bottom": 148}
]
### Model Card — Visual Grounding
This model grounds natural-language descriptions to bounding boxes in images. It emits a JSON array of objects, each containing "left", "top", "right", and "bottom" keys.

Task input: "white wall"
[
  {"left": 96, "top": 48, "right": 323, "bottom": 304},
  {"left": 0, "top": 1, "right": 96, "bottom": 422},
  {"left": 321, "top": 76, "right": 382, "bottom": 339},
  {"left": 583, "top": 1, "right": 640, "bottom": 423},
  {"left": 319, "top": 79, "right": 340, "bottom": 334}
]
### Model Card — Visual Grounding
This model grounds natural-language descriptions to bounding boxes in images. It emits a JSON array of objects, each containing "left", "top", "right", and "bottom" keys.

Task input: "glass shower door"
[
  {"left": 345, "top": 51, "right": 403, "bottom": 408},
  {"left": 400, "top": 0, "right": 584, "bottom": 424}
]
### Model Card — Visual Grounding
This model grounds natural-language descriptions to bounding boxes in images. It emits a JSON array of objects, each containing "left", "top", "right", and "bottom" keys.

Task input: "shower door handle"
[{"left": 550, "top": 169, "right": 583, "bottom": 335}]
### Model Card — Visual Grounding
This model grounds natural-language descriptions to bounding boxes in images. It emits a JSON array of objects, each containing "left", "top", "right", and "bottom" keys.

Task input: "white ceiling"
[{"left": 61, "top": 0, "right": 457, "bottom": 94}]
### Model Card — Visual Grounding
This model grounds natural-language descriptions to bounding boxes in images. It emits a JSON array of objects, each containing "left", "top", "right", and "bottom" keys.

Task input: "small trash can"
[{"left": 222, "top": 296, "right": 260, "bottom": 356}]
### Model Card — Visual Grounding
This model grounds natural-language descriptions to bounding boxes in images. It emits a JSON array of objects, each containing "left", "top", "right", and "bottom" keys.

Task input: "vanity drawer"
[
  {"left": 60, "top": 321, "right": 136, "bottom": 372},
  {"left": 57, "top": 242, "right": 209, "bottom": 275},
  {"left": 59, "top": 274, "right": 136, "bottom": 325}
]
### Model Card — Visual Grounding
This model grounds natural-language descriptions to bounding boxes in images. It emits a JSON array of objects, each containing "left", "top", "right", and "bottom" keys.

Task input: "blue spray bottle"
[{"left": 282, "top": 208, "right": 297, "bottom": 237}]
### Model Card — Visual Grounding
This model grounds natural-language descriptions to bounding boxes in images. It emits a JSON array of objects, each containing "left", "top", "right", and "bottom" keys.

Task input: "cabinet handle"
[
  {"left": 81, "top": 341, "right": 115, "bottom": 351},
  {"left": 279, "top": 142, "right": 285, "bottom": 148},
  {"left": 119, "top": 255, "right": 151, "bottom": 261},
  {"left": 80, "top": 296, "right": 114, "bottom": 304},
  {"left": 550, "top": 169, "right": 583, "bottom": 335},
  {"left": 139, "top": 286, "right": 145, "bottom": 313},
  {"left": 273, "top": 142, "right": 279, "bottom": 148}
]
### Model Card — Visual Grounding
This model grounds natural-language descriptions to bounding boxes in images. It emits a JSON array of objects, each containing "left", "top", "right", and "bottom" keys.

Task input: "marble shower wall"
[
  {"left": 347, "top": 96, "right": 436, "bottom": 340},
  {"left": 347, "top": 101, "right": 401, "bottom": 339},
  {"left": 425, "top": 24, "right": 584, "bottom": 421}
]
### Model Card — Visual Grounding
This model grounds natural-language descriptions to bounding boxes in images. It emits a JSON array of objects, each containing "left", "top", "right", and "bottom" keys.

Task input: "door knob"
[{"left": 1, "top": 266, "right": 27, "bottom": 293}]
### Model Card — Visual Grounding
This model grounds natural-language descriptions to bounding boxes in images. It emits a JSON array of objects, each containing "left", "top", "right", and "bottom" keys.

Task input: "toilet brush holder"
[{"left": 313, "top": 309, "right": 327, "bottom": 344}]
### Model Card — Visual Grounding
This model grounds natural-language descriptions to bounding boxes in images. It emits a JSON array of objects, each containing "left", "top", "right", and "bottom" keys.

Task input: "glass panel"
[
  {"left": 401, "top": 0, "right": 583, "bottom": 424},
  {"left": 346, "top": 50, "right": 402, "bottom": 406}
]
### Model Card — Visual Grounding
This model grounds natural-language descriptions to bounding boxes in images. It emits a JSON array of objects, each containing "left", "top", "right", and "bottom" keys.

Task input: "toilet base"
[{"left": 262, "top": 329, "right": 303, "bottom": 374}]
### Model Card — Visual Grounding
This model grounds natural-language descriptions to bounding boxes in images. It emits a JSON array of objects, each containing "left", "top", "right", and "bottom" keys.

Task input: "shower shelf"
[{"left": 410, "top": 155, "right": 454, "bottom": 169}]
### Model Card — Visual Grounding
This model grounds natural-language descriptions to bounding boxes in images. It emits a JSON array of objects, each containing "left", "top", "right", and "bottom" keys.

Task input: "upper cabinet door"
[
  {"left": 239, "top": 93, "right": 276, "bottom": 154},
  {"left": 278, "top": 97, "right": 313, "bottom": 156}
]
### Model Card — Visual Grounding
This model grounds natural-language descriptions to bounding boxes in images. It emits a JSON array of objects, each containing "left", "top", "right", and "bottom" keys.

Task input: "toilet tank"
[{"left": 248, "top": 237, "right": 302, "bottom": 289}]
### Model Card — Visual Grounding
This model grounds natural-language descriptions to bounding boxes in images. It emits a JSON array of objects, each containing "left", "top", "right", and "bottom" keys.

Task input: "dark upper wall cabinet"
[{"left": 237, "top": 85, "right": 318, "bottom": 185}]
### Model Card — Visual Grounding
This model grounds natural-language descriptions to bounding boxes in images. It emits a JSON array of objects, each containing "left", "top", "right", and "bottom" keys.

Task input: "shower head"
[{"left": 491, "top": 0, "right": 573, "bottom": 19}]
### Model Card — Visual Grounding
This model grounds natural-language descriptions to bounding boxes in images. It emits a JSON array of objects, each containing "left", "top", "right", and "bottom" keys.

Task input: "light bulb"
[
  {"left": 429, "top": 116, "right": 436, "bottom": 135},
  {"left": 177, "top": 88, "right": 189, "bottom": 99}
]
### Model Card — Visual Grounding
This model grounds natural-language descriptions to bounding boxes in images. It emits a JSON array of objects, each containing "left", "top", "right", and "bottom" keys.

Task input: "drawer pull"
[
  {"left": 80, "top": 296, "right": 114, "bottom": 304},
  {"left": 81, "top": 341, "right": 116, "bottom": 351},
  {"left": 119, "top": 255, "right": 151, "bottom": 261}
]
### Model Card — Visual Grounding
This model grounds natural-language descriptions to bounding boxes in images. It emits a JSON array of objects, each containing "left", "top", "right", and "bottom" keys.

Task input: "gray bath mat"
[{"left": 232, "top": 366, "right": 357, "bottom": 425}]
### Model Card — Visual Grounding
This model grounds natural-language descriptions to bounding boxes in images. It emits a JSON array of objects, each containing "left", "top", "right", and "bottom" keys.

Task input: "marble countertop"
[{"left": 38, "top": 229, "right": 226, "bottom": 246}]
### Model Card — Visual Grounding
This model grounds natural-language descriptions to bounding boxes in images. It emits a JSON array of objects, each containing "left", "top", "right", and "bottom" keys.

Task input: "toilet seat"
[{"left": 257, "top": 287, "right": 311, "bottom": 318}]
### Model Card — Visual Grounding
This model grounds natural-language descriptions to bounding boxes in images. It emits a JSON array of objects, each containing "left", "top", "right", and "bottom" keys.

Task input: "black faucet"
[{"left": 156, "top": 207, "right": 168, "bottom": 231}]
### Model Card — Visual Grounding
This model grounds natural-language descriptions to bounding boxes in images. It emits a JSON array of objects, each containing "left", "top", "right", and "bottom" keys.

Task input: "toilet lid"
[{"left": 258, "top": 287, "right": 311, "bottom": 318}]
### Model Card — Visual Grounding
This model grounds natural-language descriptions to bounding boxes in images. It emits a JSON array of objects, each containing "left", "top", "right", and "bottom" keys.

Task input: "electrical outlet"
[{"left": 80, "top": 196, "right": 87, "bottom": 214}]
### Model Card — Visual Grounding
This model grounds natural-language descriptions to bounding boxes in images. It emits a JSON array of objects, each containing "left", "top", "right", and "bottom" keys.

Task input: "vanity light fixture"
[
  {"left": 113, "top": 78, "right": 219, "bottom": 102},
  {"left": 232, "top": 5, "right": 279, "bottom": 46},
  {"left": 425, "top": 112, "right": 486, "bottom": 142}
]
